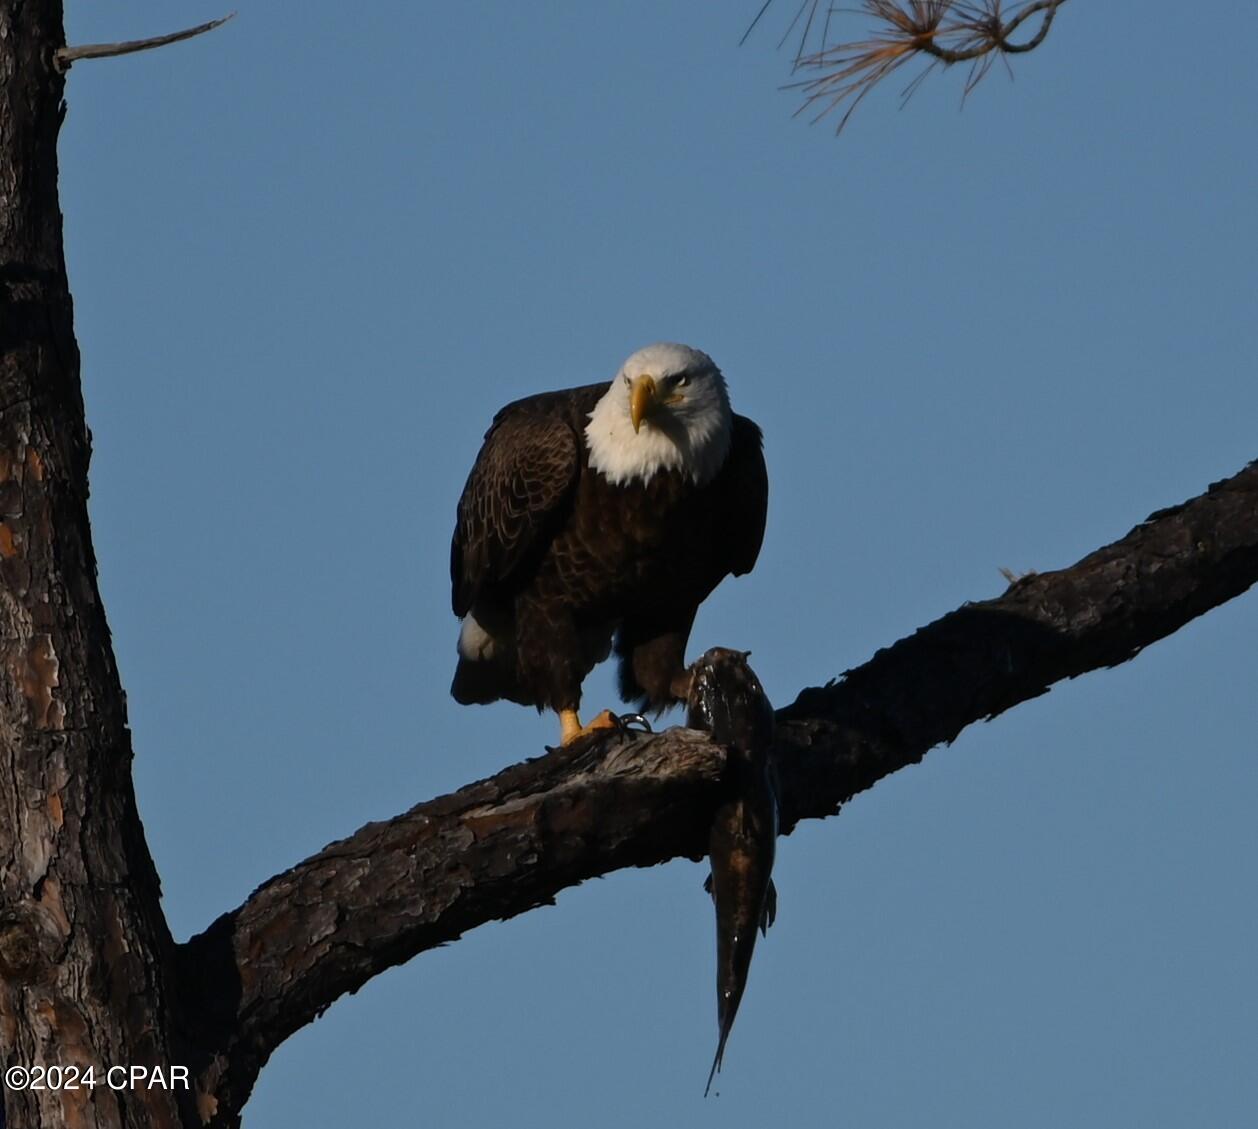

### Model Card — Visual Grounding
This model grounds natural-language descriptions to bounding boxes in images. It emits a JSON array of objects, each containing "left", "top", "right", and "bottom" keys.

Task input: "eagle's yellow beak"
[{"left": 629, "top": 374, "right": 659, "bottom": 434}]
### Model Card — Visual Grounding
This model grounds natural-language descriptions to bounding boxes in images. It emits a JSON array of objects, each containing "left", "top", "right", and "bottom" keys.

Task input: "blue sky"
[{"left": 59, "top": 2, "right": 1256, "bottom": 1125}]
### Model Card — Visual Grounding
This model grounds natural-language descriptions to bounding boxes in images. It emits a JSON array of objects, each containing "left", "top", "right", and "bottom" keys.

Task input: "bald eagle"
[{"left": 450, "top": 343, "right": 767, "bottom": 745}]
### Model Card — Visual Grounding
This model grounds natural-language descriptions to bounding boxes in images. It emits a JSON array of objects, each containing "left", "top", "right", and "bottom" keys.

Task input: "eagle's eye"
[{"left": 675, "top": 373, "right": 689, "bottom": 387}]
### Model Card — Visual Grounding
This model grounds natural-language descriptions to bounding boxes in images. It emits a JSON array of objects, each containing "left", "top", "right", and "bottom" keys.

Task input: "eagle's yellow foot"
[{"left": 559, "top": 708, "right": 621, "bottom": 746}]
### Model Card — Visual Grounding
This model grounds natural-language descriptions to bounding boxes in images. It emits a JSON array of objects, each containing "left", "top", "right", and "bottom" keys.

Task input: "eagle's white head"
[{"left": 585, "top": 343, "right": 733, "bottom": 486}]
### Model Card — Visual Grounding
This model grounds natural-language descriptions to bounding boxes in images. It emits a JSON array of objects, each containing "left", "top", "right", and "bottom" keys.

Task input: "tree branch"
[
  {"left": 54, "top": 13, "right": 234, "bottom": 71},
  {"left": 749, "top": 1, "right": 1071, "bottom": 131},
  {"left": 773, "top": 456, "right": 1258, "bottom": 828},
  {"left": 177, "top": 729, "right": 727, "bottom": 1119},
  {"left": 179, "top": 456, "right": 1258, "bottom": 1116}
]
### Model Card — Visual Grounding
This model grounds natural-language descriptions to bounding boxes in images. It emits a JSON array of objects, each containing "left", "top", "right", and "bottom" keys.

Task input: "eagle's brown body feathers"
[{"left": 451, "top": 381, "right": 767, "bottom": 716}]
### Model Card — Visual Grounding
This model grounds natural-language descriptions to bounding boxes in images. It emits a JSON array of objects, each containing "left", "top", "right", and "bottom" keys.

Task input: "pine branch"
[
  {"left": 747, "top": 1, "right": 1071, "bottom": 131},
  {"left": 178, "top": 455, "right": 1258, "bottom": 1117}
]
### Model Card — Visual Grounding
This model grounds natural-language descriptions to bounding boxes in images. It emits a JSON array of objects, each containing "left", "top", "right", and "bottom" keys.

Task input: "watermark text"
[{"left": 4, "top": 1064, "right": 190, "bottom": 1092}]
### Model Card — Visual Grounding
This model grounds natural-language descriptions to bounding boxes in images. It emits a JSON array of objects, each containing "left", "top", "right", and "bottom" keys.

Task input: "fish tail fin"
[{"left": 704, "top": 1027, "right": 730, "bottom": 1098}]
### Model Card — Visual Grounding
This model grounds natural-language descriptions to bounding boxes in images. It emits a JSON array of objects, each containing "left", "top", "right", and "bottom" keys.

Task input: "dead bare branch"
[{"left": 54, "top": 12, "right": 235, "bottom": 72}]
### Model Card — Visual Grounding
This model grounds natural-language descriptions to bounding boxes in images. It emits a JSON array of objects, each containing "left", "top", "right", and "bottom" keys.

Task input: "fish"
[{"left": 686, "top": 647, "right": 779, "bottom": 1097}]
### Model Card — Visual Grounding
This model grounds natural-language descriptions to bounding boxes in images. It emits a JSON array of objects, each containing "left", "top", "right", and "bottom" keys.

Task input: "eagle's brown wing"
[
  {"left": 716, "top": 413, "right": 769, "bottom": 578},
  {"left": 451, "top": 392, "right": 591, "bottom": 617}
]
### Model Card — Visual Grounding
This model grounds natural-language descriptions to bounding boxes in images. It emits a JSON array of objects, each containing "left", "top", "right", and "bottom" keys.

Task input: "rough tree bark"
[
  {"left": 0, "top": 2, "right": 191, "bottom": 1128},
  {"left": 1, "top": 3, "right": 1254, "bottom": 1128}
]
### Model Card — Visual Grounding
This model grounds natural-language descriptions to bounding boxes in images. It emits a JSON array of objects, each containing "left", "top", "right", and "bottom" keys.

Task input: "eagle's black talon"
[{"left": 617, "top": 712, "right": 652, "bottom": 733}]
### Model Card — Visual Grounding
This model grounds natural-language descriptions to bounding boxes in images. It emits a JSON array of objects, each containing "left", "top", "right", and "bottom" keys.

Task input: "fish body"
[{"left": 687, "top": 647, "right": 779, "bottom": 1096}]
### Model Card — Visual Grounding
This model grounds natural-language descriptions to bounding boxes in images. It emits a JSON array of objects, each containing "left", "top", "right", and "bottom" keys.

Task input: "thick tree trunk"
[
  {"left": 0, "top": 3, "right": 191, "bottom": 1127},
  {"left": 1, "top": 3, "right": 1254, "bottom": 1128}
]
